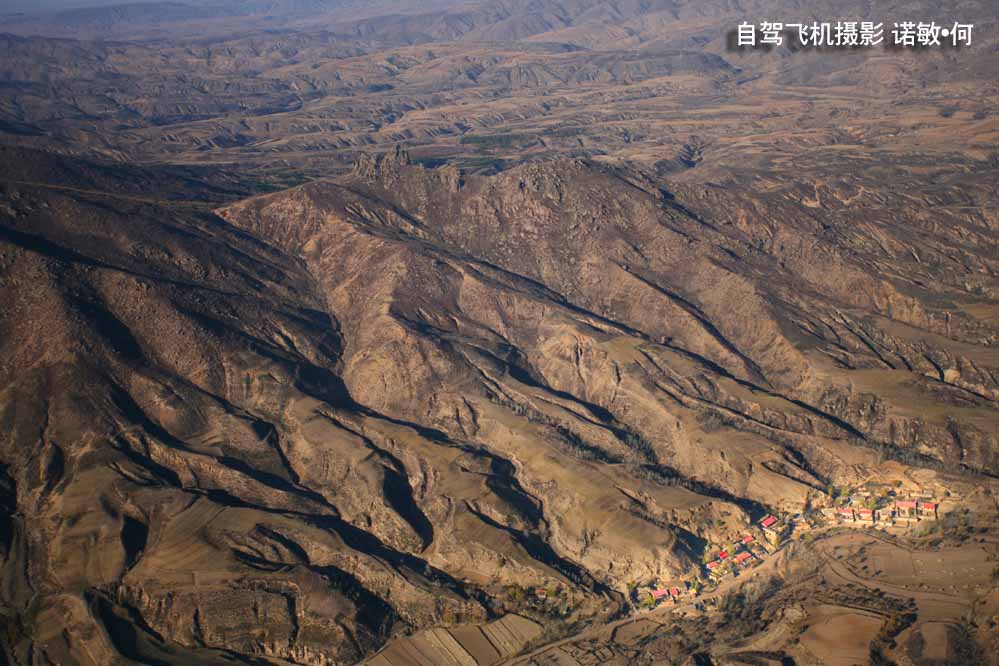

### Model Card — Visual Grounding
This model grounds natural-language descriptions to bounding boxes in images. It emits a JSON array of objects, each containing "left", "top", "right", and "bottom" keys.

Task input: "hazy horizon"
[{"left": 2, "top": 0, "right": 172, "bottom": 12}]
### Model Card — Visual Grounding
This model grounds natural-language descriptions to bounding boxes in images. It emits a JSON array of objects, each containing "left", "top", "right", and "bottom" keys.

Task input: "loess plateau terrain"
[{"left": 1, "top": 1, "right": 998, "bottom": 665}]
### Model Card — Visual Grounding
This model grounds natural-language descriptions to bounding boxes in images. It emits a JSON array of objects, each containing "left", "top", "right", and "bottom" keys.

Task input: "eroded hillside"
[
  {"left": 1, "top": 1, "right": 999, "bottom": 664},
  {"left": 1, "top": 140, "right": 997, "bottom": 664}
]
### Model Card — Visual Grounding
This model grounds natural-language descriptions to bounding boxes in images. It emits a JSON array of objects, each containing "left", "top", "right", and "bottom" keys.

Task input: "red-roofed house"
[
  {"left": 837, "top": 508, "right": 855, "bottom": 521},
  {"left": 733, "top": 552, "right": 752, "bottom": 565},
  {"left": 706, "top": 560, "right": 719, "bottom": 570},
  {"left": 718, "top": 551, "right": 729, "bottom": 560},
  {"left": 919, "top": 502, "right": 938, "bottom": 517},
  {"left": 669, "top": 588, "right": 681, "bottom": 599},
  {"left": 651, "top": 588, "right": 669, "bottom": 600},
  {"left": 857, "top": 508, "right": 875, "bottom": 523},
  {"left": 895, "top": 500, "right": 917, "bottom": 519},
  {"left": 760, "top": 515, "right": 778, "bottom": 529},
  {"left": 742, "top": 534, "right": 755, "bottom": 545}
]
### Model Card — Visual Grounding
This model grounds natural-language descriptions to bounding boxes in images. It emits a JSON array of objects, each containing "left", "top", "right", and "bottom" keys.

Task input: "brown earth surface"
[{"left": 1, "top": 1, "right": 999, "bottom": 665}]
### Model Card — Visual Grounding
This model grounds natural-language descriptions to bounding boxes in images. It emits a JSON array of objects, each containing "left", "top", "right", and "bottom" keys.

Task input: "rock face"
[{"left": 1, "top": 139, "right": 997, "bottom": 664}]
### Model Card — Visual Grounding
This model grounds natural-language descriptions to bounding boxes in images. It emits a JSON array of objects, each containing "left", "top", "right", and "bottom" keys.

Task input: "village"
[{"left": 627, "top": 480, "right": 951, "bottom": 613}]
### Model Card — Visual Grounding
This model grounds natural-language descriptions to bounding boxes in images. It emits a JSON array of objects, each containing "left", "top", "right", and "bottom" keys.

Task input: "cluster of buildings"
[
  {"left": 821, "top": 506, "right": 880, "bottom": 524},
  {"left": 819, "top": 490, "right": 939, "bottom": 527},
  {"left": 633, "top": 521, "right": 780, "bottom": 610},
  {"left": 631, "top": 485, "right": 947, "bottom": 616},
  {"left": 640, "top": 586, "right": 685, "bottom": 608},
  {"left": 704, "top": 516, "right": 781, "bottom": 581},
  {"left": 890, "top": 499, "right": 938, "bottom": 522}
]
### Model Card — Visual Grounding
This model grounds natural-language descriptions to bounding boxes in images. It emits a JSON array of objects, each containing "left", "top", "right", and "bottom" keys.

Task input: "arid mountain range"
[{"left": 1, "top": 1, "right": 998, "bottom": 665}]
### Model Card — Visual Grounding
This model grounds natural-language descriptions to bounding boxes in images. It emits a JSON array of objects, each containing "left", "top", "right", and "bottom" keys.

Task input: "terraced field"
[{"left": 367, "top": 615, "right": 543, "bottom": 666}]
